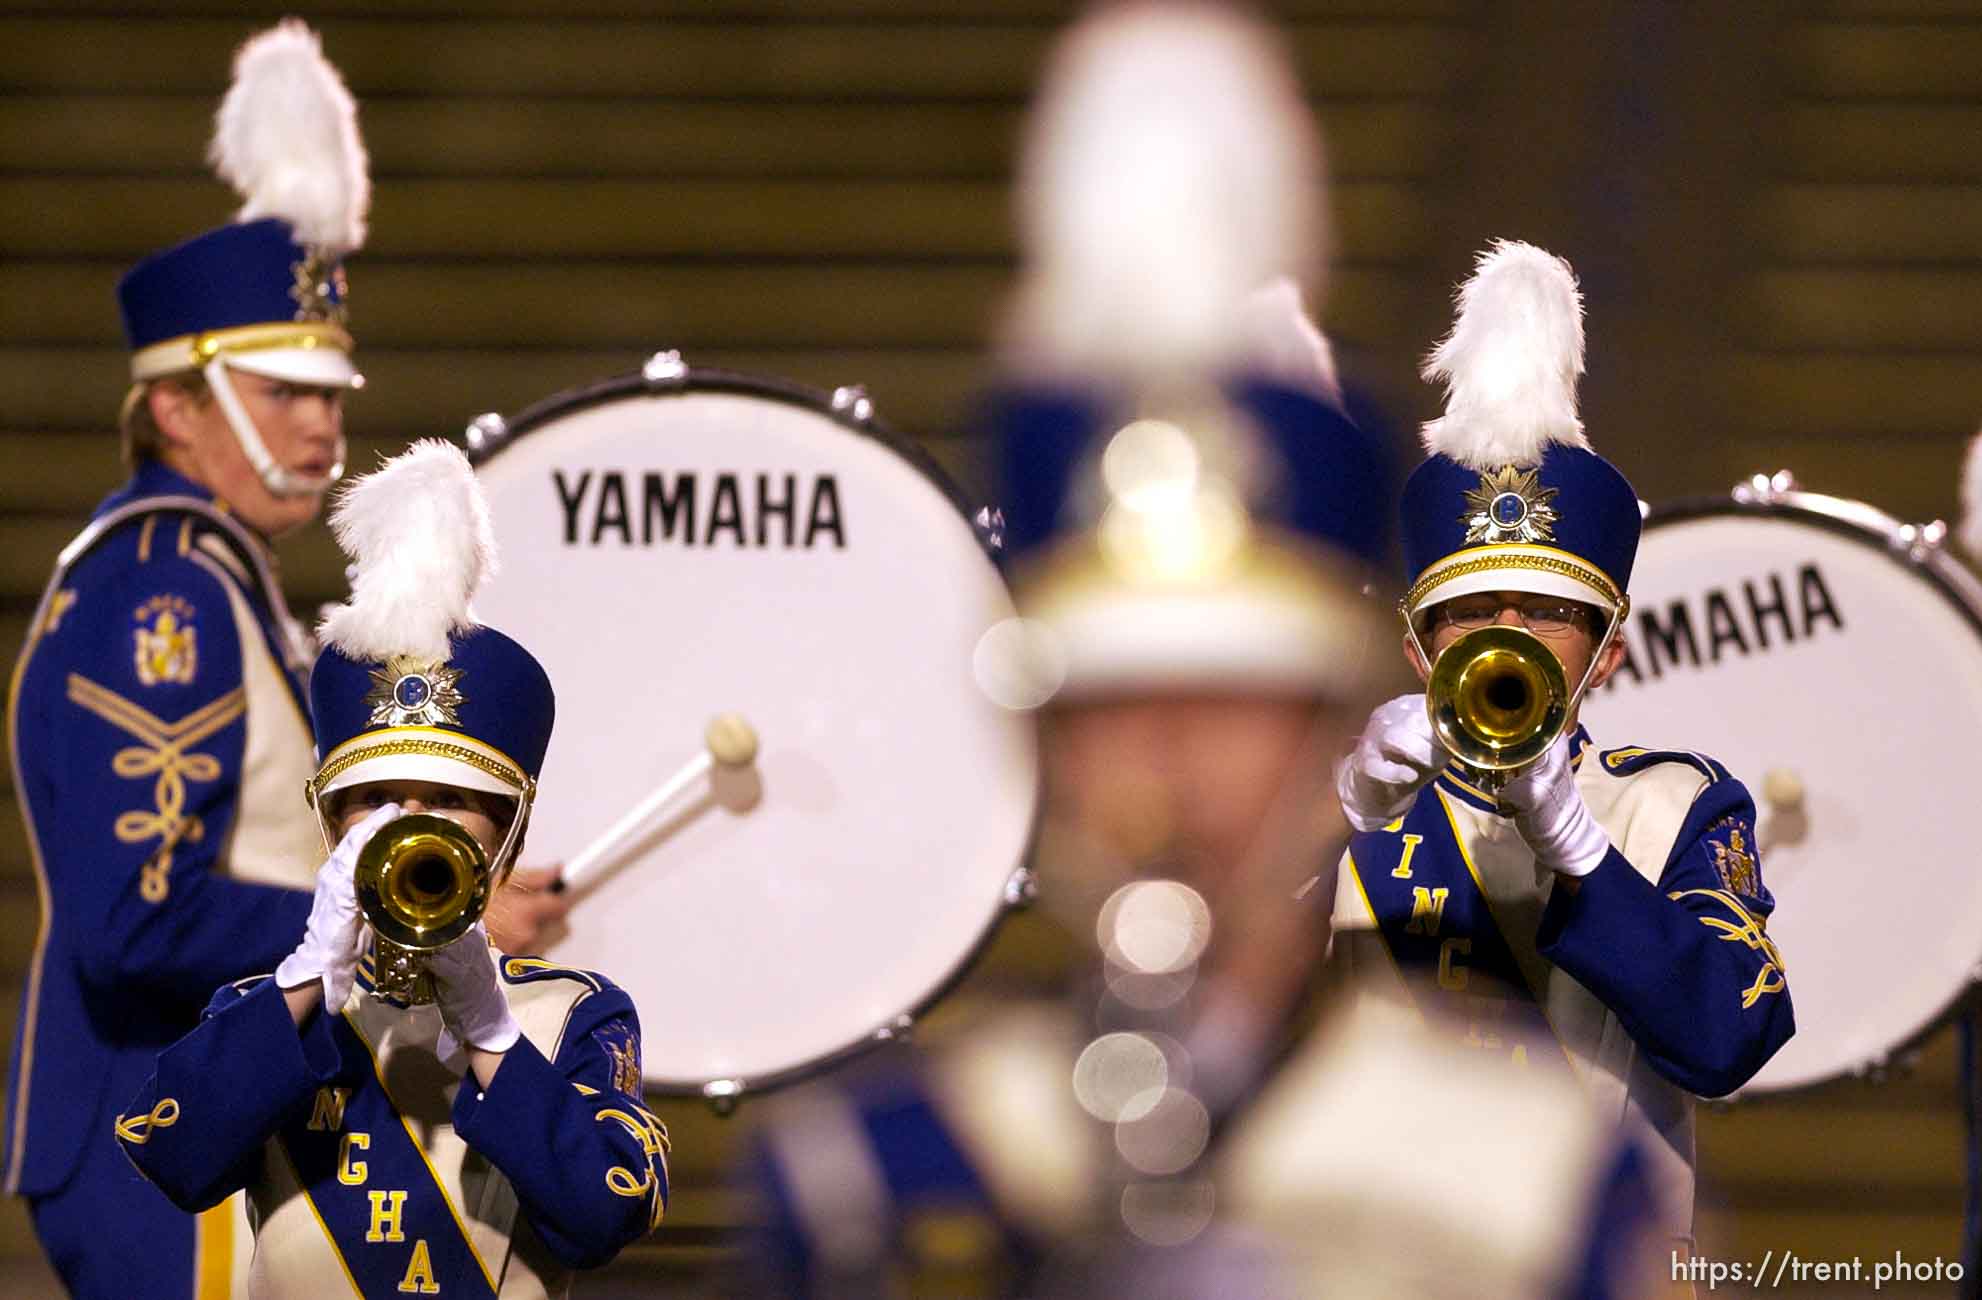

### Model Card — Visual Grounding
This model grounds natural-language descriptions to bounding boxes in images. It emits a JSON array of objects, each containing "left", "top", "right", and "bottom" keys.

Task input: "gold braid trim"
[
  {"left": 115, "top": 1098, "right": 180, "bottom": 1145},
  {"left": 596, "top": 1105, "right": 672, "bottom": 1230},
  {"left": 1668, "top": 887, "right": 1789, "bottom": 1009},
  {"left": 67, "top": 675, "right": 244, "bottom": 904},
  {"left": 1403, "top": 548, "right": 1621, "bottom": 614},
  {"left": 310, "top": 733, "right": 523, "bottom": 796},
  {"left": 130, "top": 321, "right": 353, "bottom": 381}
]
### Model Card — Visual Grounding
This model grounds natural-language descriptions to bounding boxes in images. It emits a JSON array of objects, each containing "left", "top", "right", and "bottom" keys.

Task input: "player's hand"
[
  {"left": 429, "top": 922, "right": 522, "bottom": 1054},
  {"left": 1336, "top": 694, "right": 1445, "bottom": 831},
  {"left": 482, "top": 865, "right": 572, "bottom": 956},
  {"left": 1499, "top": 734, "right": 1609, "bottom": 877},
  {"left": 276, "top": 802, "right": 400, "bottom": 1010}
]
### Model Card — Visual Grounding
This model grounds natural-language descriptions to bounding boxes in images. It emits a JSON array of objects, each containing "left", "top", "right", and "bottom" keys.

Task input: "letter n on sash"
[{"left": 277, "top": 1017, "right": 500, "bottom": 1298}]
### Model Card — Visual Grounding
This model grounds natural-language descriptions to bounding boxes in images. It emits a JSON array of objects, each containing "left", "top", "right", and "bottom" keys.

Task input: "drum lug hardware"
[
  {"left": 1004, "top": 865, "right": 1038, "bottom": 908},
  {"left": 831, "top": 385, "right": 875, "bottom": 427},
  {"left": 1732, "top": 469, "right": 1796, "bottom": 505},
  {"left": 974, "top": 506, "right": 1006, "bottom": 552},
  {"left": 702, "top": 1077, "right": 743, "bottom": 1116},
  {"left": 1894, "top": 519, "right": 1947, "bottom": 562},
  {"left": 641, "top": 350, "right": 689, "bottom": 388},
  {"left": 872, "top": 1013, "right": 914, "bottom": 1044},
  {"left": 462, "top": 412, "right": 508, "bottom": 455}
]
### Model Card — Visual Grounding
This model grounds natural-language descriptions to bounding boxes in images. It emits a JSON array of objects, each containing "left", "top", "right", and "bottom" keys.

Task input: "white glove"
[
  {"left": 276, "top": 802, "right": 402, "bottom": 1010},
  {"left": 1336, "top": 694, "right": 1446, "bottom": 832},
  {"left": 1499, "top": 734, "right": 1611, "bottom": 877},
  {"left": 429, "top": 922, "right": 522, "bottom": 1054}
]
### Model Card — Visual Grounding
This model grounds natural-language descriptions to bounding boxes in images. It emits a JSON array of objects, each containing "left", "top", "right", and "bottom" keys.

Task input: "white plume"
[
  {"left": 1959, "top": 425, "right": 1982, "bottom": 562},
  {"left": 1004, "top": 2, "right": 1323, "bottom": 380},
  {"left": 1420, "top": 240, "right": 1588, "bottom": 469},
  {"left": 1239, "top": 277, "right": 1343, "bottom": 409},
  {"left": 208, "top": 19, "right": 370, "bottom": 255},
  {"left": 318, "top": 441, "right": 497, "bottom": 663}
]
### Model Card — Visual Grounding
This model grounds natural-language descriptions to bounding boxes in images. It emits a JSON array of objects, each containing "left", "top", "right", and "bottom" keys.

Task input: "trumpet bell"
[
  {"left": 353, "top": 813, "right": 491, "bottom": 952},
  {"left": 1425, "top": 625, "right": 1570, "bottom": 775}
]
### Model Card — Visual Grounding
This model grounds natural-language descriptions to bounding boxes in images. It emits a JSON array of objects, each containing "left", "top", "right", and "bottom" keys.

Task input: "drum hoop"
[
  {"left": 1646, "top": 487, "right": 1982, "bottom": 641},
  {"left": 463, "top": 364, "right": 995, "bottom": 559},
  {"left": 1642, "top": 485, "right": 1982, "bottom": 1095},
  {"left": 461, "top": 363, "right": 1041, "bottom": 1102}
]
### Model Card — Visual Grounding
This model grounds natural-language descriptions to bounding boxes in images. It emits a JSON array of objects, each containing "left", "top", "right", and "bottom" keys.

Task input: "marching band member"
[
  {"left": 5, "top": 24, "right": 371, "bottom": 1296},
  {"left": 116, "top": 441, "right": 667, "bottom": 1298},
  {"left": 7, "top": 25, "right": 567, "bottom": 1294},
  {"left": 746, "top": 7, "right": 1663, "bottom": 1296},
  {"left": 1330, "top": 239, "right": 1797, "bottom": 1247}
]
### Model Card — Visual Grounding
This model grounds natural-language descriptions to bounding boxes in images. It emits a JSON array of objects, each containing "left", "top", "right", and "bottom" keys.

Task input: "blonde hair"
[{"left": 118, "top": 374, "right": 211, "bottom": 467}]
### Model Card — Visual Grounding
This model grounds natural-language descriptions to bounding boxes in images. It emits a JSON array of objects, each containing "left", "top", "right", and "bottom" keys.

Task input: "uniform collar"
[
  {"left": 99, "top": 458, "right": 279, "bottom": 554},
  {"left": 1434, "top": 723, "right": 1593, "bottom": 815},
  {"left": 102, "top": 457, "right": 216, "bottom": 515}
]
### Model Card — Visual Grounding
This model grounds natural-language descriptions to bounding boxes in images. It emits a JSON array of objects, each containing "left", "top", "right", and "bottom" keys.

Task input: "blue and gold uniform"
[
  {"left": 6, "top": 20, "right": 372, "bottom": 1294},
  {"left": 117, "top": 438, "right": 667, "bottom": 1297},
  {"left": 1331, "top": 732, "right": 1794, "bottom": 1223},
  {"left": 1330, "top": 241, "right": 1795, "bottom": 1242},
  {"left": 116, "top": 959, "right": 666, "bottom": 1298},
  {"left": 7, "top": 461, "right": 324, "bottom": 1294},
  {"left": 750, "top": 1003, "right": 1663, "bottom": 1300}
]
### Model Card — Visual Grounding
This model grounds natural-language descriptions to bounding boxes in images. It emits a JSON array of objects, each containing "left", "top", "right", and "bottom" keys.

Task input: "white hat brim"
[
  {"left": 226, "top": 347, "right": 361, "bottom": 388},
  {"left": 318, "top": 751, "right": 520, "bottom": 801}
]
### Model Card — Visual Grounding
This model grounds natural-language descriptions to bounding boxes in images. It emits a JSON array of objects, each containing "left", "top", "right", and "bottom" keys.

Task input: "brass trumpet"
[
  {"left": 1424, "top": 625, "right": 1570, "bottom": 789},
  {"left": 353, "top": 813, "right": 494, "bottom": 1003}
]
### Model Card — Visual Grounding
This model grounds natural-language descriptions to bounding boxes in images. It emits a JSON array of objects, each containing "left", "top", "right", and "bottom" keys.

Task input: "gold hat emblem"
[
  {"left": 1461, "top": 465, "right": 1560, "bottom": 545},
  {"left": 364, "top": 656, "right": 465, "bottom": 727},
  {"left": 289, "top": 248, "right": 350, "bottom": 326}
]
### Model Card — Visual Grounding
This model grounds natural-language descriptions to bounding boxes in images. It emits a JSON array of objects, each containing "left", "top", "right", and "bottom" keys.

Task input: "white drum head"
[
  {"left": 470, "top": 373, "right": 1038, "bottom": 1093},
  {"left": 1586, "top": 495, "right": 1982, "bottom": 1094}
]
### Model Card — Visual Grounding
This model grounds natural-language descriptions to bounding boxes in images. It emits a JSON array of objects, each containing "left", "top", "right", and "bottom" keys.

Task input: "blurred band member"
[{"left": 744, "top": 8, "right": 1664, "bottom": 1298}]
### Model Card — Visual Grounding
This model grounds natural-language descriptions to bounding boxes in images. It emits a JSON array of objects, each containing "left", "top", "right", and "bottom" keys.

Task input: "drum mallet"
[{"left": 553, "top": 713, "right": 759, "bottom": 897}]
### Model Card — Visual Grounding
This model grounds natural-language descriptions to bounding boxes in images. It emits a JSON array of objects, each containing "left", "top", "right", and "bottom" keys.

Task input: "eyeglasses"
[{"left": 1432, "top": 595, "right": 1594, "bottom": 636}]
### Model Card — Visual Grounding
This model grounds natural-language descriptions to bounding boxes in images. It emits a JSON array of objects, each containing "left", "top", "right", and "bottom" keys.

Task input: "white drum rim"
[
  {"left": 1643, "top": 481, "right": 1982, "bottom": 1098},
  {"left": 465, "top": 362, "right": 984, "bottom": 531},
  {"left": 462, "top": 362, "right": 1042, "bottom": 1103}
]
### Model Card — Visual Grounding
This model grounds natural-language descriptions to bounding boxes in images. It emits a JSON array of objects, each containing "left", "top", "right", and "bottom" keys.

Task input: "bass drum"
[
  {"left": 1585, "top": 476, "right": 1982, "bottom": 1094},
  {"left": 466, "top": 360, "right": 1039, "bottom": 1099}
]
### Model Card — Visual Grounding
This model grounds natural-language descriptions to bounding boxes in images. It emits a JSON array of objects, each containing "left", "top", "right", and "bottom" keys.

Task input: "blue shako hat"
[
  {"left": 996, "top": 373, "right": 1394, "bottom": 572},
  {"left": 120, "top": 21, "right": 368, "bottom": 391},
  {"left": 991, "top": 0, "right": 1393, "bottom": 698},
  {"left": 304, "top": 441, "right": 551, "bottom": 840},
  {"left": 994, "top": 281, "right": 1397, "bottom": 697},
  {"left": 120, "top": 217, "right": 356, "bottom": 387},
  {"left": 309, "top": 625, "right": 554, "bottom": 805},
  {"left": 1401, "top": 444, "right": 1639, "bottom": 615},
  {"left": 1400, "top": 241, "right": 1640, "bottom": 621}
]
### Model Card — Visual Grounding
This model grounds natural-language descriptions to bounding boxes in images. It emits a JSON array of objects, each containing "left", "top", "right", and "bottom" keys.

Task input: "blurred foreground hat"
[{"left": 992, "top": 2, "right": 1392, "bottom": 699}]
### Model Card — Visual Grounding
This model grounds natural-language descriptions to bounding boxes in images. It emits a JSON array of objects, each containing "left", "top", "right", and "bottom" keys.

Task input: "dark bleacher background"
[{"left": 2, "top": 2, "right": 1978, "bottom": 1294}]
